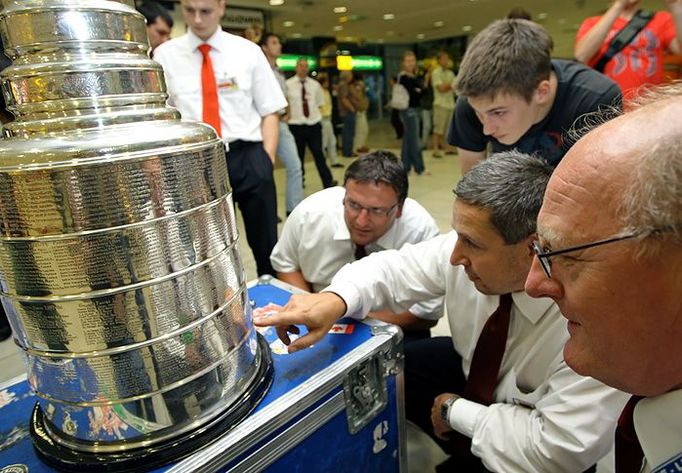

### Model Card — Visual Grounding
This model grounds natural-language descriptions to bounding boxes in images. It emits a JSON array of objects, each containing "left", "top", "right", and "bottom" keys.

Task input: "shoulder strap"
[{"left": 595, "top": 9, "right": 655, "bottom": 73}]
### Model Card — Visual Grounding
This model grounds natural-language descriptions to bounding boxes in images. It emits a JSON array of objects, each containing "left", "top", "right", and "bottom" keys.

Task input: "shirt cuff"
[
  {"left": 322, "top": 281, "right": 366, "bottom": 320},
  {"left": 448, "top": 397, "right": 487, "bottom": 438}
]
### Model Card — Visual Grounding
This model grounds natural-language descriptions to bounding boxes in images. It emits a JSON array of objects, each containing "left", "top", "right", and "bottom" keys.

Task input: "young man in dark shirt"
[{"left": 449, "top": 19, "right": 621, "bottom": 174}]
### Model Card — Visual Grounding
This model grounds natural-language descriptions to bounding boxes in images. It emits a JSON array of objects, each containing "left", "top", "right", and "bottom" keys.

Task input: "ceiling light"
[
  {"left": 537, "top": 12, "right": 548, "bottom": 20},
  {"left": 269, "top": 0, "right": 284, "bottom": 5},
  {"left": 333, "top": 6, "right": 347, "bottom": 13},
  {"left": 383, "top": 13, "right": 395, "bottom": 20},
  {"left": 283, "top": 20, "right": 295, "bottom": 27},
  {"left": 377, "top": 39, "right": 385, "bottom": 43},
  {"left": 333, "top": 25, "right": 343, "bottom": 31},
  {"left": 416, "top": 33, "right": 425, "bottom": 39},
  {"left": 292, "top": 33, "right": 302, "bottom": 38},
  {"left": 434, "top": 21, "right": 444, "bottom": 28},
  {"left": 462, "top": 25, "right": 472, "bottom": 32}
]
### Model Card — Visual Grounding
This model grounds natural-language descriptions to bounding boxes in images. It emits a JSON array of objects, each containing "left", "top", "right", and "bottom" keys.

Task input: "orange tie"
[{"left": 198, "top": 43, "right": 221, "bottom": 137}]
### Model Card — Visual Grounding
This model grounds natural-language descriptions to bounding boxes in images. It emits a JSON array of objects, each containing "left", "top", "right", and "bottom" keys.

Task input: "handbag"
[{"left": 390, "top": 73, "right": 410, "bottom": 110}]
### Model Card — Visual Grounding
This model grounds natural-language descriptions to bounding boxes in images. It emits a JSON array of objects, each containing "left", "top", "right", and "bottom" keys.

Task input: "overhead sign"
[
  {"left": 221, "top": 7, "right": 264, "bottom": 29},
  {"left": 276, "top": 55, "right": 318, "bottom": 72},
  {"left": 337, "top": 55, "right": 383, "bottom": 71}
]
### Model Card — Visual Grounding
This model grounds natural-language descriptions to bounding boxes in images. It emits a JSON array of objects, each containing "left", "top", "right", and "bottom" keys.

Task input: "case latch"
[{"left": 343, "top": 355, "right": 388, "bottom": 434}]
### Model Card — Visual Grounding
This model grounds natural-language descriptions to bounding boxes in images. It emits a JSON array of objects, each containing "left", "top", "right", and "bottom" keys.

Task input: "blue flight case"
[{"left": 0, "top": 277, "right": 406, "bottom": 472}]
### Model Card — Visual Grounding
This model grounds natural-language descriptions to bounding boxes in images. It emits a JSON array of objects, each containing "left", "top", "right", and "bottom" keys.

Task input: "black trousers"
[
  {"left": 288, "top": 122, "right": 335, "bottom": 188},
  {"left": 225, "top": 140, "right": 277, "bottom": 276},
  {"left": 405, "top": 336, "right": 488, "bottom": 472}
]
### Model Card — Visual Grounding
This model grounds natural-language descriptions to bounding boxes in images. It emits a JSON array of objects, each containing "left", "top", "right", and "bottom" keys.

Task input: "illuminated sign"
[
  {"left": 276, "top": 55, "right": 318, "bottom": 71},
  {"left": 336, "top": 55, "right": 383, "bottom": 71}
]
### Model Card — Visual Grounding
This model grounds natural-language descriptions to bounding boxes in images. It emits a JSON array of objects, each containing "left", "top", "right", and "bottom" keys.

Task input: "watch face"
[{"left": 441, "top": 398, "right": 453, "bottom": 423}]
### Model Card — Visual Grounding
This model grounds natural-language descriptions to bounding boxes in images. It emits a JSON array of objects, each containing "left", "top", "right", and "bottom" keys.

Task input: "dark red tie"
[
  {"left": 198, "top": 44, "right": 222, "bottom": 137},
  {"left": 445, "top": 294, "right": 513, "bottom": 456},
  {"left": 354, "top": 244, "right": 367, "bottom": 260},
  {"left": 301, "top": 80, "right": 310, "bottom": 117},
  {"left": 464, "top": 293, "right": 513, "bottom": 405},
  {"left": 615, "top": 396, "right": 644, "bottom": 473}
]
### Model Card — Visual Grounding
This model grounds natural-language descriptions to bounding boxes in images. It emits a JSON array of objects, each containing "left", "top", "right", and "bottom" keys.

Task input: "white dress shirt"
[
  {"left": 270, "top": 186, "right": 443, "bottom": 320},
  {"left": 153, "top": 27, "right": 287, "bottom": 143},
  {"left": 635, "top": 389, "right": 682, "bottom": 473},
  {"left": 327, "top": 232, "right": 630, "bottom": 472},
  {"left": 285, "top": 75, "right": 324, "bottom": 125}
]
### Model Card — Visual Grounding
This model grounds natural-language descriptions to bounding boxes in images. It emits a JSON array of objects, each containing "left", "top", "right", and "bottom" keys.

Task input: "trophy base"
[{"left": 30, "top": 333, "right": 274, "bottom": 473}]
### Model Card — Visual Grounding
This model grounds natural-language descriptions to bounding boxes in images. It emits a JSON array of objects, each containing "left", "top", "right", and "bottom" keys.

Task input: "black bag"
[{"left": 594, "top": 9, "right": 655, "bottom": 73}]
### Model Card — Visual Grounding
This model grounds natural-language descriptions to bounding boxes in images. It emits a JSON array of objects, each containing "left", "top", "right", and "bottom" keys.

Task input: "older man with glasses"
[
  {"left": 525, "top": 83, "right": 682, "bottom": 473},
  {"left": 259, "top": 151, "right": 628, "bottom": 472},
  {"left": 269, "top": 150, "right": 442, "bottom": 341}
]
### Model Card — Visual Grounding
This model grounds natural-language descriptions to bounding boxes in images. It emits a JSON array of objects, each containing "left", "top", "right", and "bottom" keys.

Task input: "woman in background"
[{"left": 398, "top": 51, "right": 427, "bottom": 175}]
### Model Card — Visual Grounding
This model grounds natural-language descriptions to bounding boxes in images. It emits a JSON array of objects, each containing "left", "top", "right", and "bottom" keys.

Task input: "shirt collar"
[
  {"left": 187, "top": 26, "right": 224, "bottom": 53},
  {"left": 511, "top": 291, "right": 555, "bottom": 324}
]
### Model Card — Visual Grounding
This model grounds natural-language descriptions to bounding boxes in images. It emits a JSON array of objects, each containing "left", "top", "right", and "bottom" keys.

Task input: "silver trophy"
[{"left": 0, "top": 0, "right": 273, "bottom": 469}]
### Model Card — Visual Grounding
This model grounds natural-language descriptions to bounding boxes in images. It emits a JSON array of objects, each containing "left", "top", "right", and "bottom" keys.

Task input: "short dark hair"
[
  {"left": 137, "top": 1, "right": 173, "bottom": 28},
  {"left": 344, "top": 151, "right": 409, "bottom": 204},
  {"left": 259, "top": 32, "right": 281, "bottom": 47},
  {"left": 456, "top": 19, "right": 553, "bottom": 102},
  {"left": 454, "top": 151, "right": 553, "bottom": 244}
]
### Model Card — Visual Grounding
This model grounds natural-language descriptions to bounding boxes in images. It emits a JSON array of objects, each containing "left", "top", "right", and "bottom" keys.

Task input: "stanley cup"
[{"left": 0, "top": 0, "right": 272, "bottom": 469}]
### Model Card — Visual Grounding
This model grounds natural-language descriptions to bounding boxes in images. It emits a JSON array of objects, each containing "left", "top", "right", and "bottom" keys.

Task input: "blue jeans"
[
  {"left": 277, "top": 121, "right": 303, "bottom": 214},
  {"left": 400, "top": 108, "right": 425, "bottom": 174},
  {"left": 341, "top": 113, "right": 356, "bottom": 157}
]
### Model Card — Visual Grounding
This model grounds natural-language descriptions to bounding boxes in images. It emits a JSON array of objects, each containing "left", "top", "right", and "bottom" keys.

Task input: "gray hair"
[
  {"left": 454, "top": 151, "right": 553, "bottom": 244},
  {"left": 618, "top": 132, "right": 682, "bottom": 246}
]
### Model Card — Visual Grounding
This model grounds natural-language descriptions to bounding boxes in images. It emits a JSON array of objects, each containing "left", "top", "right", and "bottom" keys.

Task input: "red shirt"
[{"left": 576, "top": 11, "right": 676, "bottom": 99}]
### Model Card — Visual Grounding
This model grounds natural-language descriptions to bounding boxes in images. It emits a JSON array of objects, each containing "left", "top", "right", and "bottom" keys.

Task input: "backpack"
[{"left": 390, "top": 74, "right": 410, "bottom": 110}]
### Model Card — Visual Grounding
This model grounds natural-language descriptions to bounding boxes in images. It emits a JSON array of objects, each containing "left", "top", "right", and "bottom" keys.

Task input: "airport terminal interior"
[{"left": 1, "top": 0, "right": 680, "bottom": 472}]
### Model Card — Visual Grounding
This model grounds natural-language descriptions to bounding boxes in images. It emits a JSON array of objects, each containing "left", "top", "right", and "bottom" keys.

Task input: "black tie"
[
  {"left": 301, "top": 80, "right": 310, "bottom": 117},
  {"left": 354, "top": 244, "right": 367, "bottom": 260}
]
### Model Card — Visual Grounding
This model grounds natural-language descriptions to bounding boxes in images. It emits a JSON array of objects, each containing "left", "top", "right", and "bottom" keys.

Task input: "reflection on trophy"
[{"left": 0, "top": 0, "right": 273, "bottom": 470}]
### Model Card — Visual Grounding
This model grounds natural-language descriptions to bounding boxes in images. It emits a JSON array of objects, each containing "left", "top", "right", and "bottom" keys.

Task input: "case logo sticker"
[
  {"left": 652, "top": 452, "right": 682, "bottom": 473},
  {"left": 329, "top": 323, "right": 354, "bottom": 334},
  {"left": 372, "top": 420, "right": 389, "bottom": 454}
]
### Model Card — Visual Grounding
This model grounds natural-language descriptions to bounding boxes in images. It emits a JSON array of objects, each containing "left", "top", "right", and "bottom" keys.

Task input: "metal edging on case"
[
  {"left": 232, "top": 392, "right": 346, "bottom": 473},
  {"left": 166, "top": 332, "right": 392, "bottom": 472}
]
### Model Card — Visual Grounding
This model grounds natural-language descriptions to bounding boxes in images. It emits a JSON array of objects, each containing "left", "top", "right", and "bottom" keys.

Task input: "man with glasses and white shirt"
[{"left": 270, "top": 150, "right": 442, "bottom": 341}]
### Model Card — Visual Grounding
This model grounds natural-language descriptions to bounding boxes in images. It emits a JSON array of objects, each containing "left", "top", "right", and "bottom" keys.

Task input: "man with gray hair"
[
  {"left": 256, "top": 152, "right": 628, "bottom": 472},
  {"left": 526, "top": 83, "right": 682, "bottom": 473}
]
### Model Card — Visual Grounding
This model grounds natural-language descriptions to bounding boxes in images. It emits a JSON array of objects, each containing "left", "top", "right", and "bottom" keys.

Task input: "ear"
[
  {"left": 534, "top": 80, "right": 551, "bottom": 105},
  {"left": 524, "top": 233, "right": 537, "bottom": 258}
]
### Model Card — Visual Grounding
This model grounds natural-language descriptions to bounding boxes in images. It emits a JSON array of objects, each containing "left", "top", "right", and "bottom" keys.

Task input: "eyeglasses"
[
  {"left": 343, "top": 198, "right": 399, "bottom": 218},
  {"left": 531, "top": 233, "right": 640, "bottom": 278}
]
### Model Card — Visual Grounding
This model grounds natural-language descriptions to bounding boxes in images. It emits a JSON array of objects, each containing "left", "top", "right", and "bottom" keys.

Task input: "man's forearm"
[
  {"left": 261, "top": 113, "right": 279, "bottom": 163},
  {"left": 368, "top": 309, "right": 437, "bottom": 330},
  {"left": 574, "top": 2, "right": 624, "bottom": 63},
  {"left": 276, "top": 271, "right": 313, "bottom": 293}
]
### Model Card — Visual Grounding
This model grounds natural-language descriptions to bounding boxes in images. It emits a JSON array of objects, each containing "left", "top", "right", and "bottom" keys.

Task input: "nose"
[
  {"left": 525, "top": 257, "right": 563, "bottom": 300},
  {"left": 354, "top": 208, "right": 372, "bottom": 227},
  {"left": 449, "top": 239, "right": 469, "bottom": 266},
  {"left": 481, "top": 116, "right": 496, "bottom": 136},
  {"left": 193, "top": 10, "right": 202, "bottom": 24}
]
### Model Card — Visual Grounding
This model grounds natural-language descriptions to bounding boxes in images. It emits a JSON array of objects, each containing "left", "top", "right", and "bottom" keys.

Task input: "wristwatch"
[{"left": 440, "top": 395, "right": 458, "bottom": 425}]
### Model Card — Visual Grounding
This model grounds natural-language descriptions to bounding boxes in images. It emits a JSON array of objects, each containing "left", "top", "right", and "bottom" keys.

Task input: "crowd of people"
[{"left": 0, "top": 1, "right": 680, "bottom": 473}]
